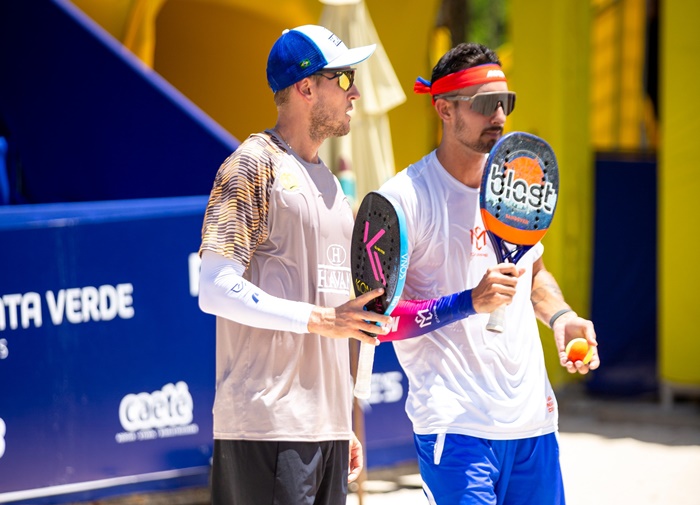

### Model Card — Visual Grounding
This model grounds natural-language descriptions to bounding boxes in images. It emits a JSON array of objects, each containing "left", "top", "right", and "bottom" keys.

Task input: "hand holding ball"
[{"left": 565, "top": 338, "right": 594, "bottom": 365}]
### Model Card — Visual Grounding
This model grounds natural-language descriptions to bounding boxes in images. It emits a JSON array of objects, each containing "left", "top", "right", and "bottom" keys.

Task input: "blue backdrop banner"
[
  {"left": 0, "top": 197, "right": 415, "bottom": 503},
  {"left": 0, "top": 197, "right": 215, "bottom": 503}
]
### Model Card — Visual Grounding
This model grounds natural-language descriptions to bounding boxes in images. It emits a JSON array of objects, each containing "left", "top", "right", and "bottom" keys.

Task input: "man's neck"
[
  {"left": 273, "top": 119, "right": 321, "bottom": 165},
  {"left": 435, "top": 141, "right": 486, "bottom": 189}
]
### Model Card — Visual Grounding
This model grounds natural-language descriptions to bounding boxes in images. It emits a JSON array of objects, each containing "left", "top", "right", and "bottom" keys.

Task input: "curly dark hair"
[{"left": 430, "top": 43, "right": 502, "bottom": 84}]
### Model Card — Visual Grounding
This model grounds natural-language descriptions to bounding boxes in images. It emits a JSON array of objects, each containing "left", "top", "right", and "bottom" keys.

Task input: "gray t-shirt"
[{"left": 200, "top": 131, "right": 355, "bottom": 441}]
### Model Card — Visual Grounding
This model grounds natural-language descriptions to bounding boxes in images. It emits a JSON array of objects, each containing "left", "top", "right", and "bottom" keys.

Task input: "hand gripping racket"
[
  {"left": 351, "top": 192, "right": 408, "bottom": 399},
  {"left": 479, "top": 131, "right": 559, "bottom": 333}
]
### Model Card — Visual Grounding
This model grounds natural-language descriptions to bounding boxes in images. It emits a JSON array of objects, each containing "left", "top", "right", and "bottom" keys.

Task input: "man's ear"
[
  {"left": 434, "top": 99, "right": 454, "bottom": 122},
  {"left": 293, "top": 77, "right": 315, "bottom": 102}
]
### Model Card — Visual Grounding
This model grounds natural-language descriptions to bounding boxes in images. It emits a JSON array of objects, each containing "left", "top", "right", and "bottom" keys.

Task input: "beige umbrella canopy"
[{"left": 318, "top": 0, "right": 406, "bottom": 208}]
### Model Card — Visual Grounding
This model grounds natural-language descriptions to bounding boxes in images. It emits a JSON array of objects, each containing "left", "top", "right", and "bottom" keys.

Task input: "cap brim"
[{"left": 323, "top": 44, "right": 376, "bottom": 69}]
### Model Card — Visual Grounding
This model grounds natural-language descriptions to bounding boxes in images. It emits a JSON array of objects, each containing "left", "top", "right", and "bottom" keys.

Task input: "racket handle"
[
  {"left": 486, "top": 306, "right": 506, "bottom": 333},
  {"left": 354, "top": 341, "right": 376, "bottom": 400}
]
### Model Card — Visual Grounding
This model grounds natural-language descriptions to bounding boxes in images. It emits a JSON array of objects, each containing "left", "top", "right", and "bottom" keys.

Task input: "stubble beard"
[
  {"left": 309, "top": 101, "right": 350, "bottom": 143},
  {"left": 454, "top": 113, "right": 501, "bottom": 154}
]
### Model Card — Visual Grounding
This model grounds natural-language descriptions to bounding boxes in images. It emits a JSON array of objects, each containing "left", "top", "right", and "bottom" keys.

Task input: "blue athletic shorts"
[{"left": 414, "top": 432, "right": 565, "bottom": 505}]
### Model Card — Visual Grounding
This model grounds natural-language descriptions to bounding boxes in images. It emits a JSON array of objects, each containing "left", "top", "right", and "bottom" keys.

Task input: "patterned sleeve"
[
  {"left": 199, "top": 136, "right": 276, "bottom": 269},
  {"left": 379, "top": 290, "right": 476, "bottom": 342}
]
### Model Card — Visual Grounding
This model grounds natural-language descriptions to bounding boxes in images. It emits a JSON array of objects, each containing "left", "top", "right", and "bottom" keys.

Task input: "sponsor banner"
[
  {"left": 0, "top": 198, "right": 215, "bottom": 501},
  {"left": 0, "top": 197, "right": 414, "bottom": 502}
]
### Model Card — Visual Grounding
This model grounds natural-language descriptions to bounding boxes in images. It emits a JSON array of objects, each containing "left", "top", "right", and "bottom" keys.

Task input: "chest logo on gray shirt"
[{"left": 318, "top": 244, "right": 351, "bottom": 295}]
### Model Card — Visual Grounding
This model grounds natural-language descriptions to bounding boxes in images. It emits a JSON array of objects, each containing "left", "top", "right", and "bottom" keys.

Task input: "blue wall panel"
[
  {"left": 0, "top": 198, "right": 215, "bottom": 503},
  {"left": 0, "top": 0, "right": 238, "bottom": 205},
  {"left": 0, "top": 198, "right": 415, "bottom": 503},
  {"left": 588, "top": 153, "right": 657, "bottom": 396}
]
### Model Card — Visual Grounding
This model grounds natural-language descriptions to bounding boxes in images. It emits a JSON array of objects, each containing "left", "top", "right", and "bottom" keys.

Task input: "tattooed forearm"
[
  {"left": 530, "top": 270, "right": 564, "bottom": 307},
  {"left": 529, "top": 258, "right": 570, "bottom": 326},
  {"left": 531, "top": 283, "right": 563, "bottom": 306}
]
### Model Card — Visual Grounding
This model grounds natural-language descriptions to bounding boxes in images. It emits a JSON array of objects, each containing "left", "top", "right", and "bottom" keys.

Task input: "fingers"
[
  {"left": 348, "top": 464, "right": 362, "bottom": 483},
  {"left": 472, "top": 264, "right": 525, "bottom": 313},
  {"left": 571, "top": 333, "right": 600, "bottom": 374},
  {"left": 348, "top": 435, "right": 364, "bottom": 483},
  {"left": 342, "top": 318, "right": 388, "bottom": 345},
  {"left": 558, "top": 317, "right": 600, "bottom": 374},
  {"left": 563, "top": 351, "right": 599, "bottom": 374},
  {"left": 353, "top": 288, "right": 387, "bottom": 311},
  {"left": 352, "top": 288, "right": 392, "bottom": 326},
  {"left": 310, "top": 288, "right": 392, "bottom": 342},
  {"left": 584, "top": 346, "right": 600, "bottom": 371},
  {"left": 350, "top": 288, "right": 391, "bottom": 345},
  {"left": 494, "top": 263, "right": 526, "bottom": 278},
  {"left": 354, "top": 330, "right": 381, "bottom": 346},
  {"left": 583, "top": 320, "right": 598, "bottom": 346},
  {"left": 351, "top": 309, "right": 390, "bottom": 346}
]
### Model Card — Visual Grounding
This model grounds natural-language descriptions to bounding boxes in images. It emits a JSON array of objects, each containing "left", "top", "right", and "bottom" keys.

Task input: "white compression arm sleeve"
[{"left": 198, "top": 250, "right": 314, "bottom": 334}]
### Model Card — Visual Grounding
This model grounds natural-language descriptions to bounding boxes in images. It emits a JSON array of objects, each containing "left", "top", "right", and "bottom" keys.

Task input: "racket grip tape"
[
  {"left": 486, "top": 306, "right": 506, "bottom": 333},
  {"left": 353, "top": 341, "right": 376, "bottom": 399}
]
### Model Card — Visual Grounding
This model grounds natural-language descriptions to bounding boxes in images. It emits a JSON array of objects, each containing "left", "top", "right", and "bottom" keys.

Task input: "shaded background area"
[{"left": 0, "top": 0, "right": 238, "bottom": 204}]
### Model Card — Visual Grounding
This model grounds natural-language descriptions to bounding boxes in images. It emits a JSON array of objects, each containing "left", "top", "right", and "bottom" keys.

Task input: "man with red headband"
[{"left": 377, "top": 43, "right": 599, "bottom": 504}]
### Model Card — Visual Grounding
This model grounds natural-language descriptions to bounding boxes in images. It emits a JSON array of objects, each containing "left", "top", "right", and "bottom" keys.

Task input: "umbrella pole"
[{"left": 350, "top": 340, "right": 366, "bottom": 505}]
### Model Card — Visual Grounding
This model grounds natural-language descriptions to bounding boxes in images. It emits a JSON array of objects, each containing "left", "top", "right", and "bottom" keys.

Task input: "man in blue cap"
[{"left": 198, "top": 25, "right": 385, "bottom": 505}]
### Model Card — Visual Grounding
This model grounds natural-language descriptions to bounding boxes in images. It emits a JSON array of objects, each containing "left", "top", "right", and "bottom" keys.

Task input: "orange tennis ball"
[{"left": 565, "top": 338, "right": 593, "bottom": 364}]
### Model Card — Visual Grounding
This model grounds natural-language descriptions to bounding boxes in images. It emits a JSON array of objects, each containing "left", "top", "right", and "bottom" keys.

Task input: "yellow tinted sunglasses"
[{"left": 316, "top": 69, "right": 356, "bottom": 91}]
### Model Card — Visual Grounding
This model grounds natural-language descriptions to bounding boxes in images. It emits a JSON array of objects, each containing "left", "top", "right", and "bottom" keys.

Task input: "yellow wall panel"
[
  {"left": 510, "top": 0, "right": 592, "bottom": 387},
  {"left": 619, "top": 0, "right": 645, "bottom": 149},
  {"left": 154, "top": 0, "right": 304, "bottom": 142},
  {"left": 659, "top": 0, "right": 700, "bottom": 388},
  {"left": 590, "top": 0, "right": 650, "bottom": 150},
  {"left": 591, "top": 6, "right": 619, "bottom": 147}
]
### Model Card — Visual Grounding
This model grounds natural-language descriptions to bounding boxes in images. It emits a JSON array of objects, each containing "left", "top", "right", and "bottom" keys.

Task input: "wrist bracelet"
[{"left": 549, "top": 308, "right": 574, "bottom": 329}]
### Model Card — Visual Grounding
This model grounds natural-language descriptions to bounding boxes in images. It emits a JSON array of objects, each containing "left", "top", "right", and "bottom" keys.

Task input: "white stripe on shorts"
[{"left": 434, "top": 433, "right": 446, "bottom": 465}]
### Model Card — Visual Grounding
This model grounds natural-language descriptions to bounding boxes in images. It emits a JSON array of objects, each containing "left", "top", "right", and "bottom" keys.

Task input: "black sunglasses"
[
  {"left": 316, "top": 69, "right": 356, "bottom": 91},
  {"left": 438, "top": 91, "right": 516, "bottom": 116}
]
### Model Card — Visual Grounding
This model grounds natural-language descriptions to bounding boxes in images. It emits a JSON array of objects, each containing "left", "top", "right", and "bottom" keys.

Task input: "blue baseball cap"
[{"left": 266, "top": 25, "right": 376, "bottom": 93}]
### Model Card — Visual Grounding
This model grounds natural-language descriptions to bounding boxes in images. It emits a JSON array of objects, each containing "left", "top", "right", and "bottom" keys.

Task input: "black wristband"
[{"left": 549, "top": 308, "right": 574, "bottom": 329}]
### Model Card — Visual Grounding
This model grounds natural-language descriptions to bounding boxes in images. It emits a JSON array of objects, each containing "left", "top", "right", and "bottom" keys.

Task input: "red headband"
[{"left": 414, "top": 64, "right": 507, "bottom": 103}]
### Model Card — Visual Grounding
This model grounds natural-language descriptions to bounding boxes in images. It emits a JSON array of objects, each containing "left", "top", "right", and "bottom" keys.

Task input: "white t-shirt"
[{"left": 379, "top": 150, "right": 557, "bottom": 440}]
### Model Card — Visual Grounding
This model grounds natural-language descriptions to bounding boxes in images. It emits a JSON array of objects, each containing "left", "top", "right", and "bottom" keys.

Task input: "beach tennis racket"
[
  {"left": 351, "top": 192, "right": 408, "bottom": 399},
  {"left": 479, "top": 131, "right": 559, "bottom": 333}
]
